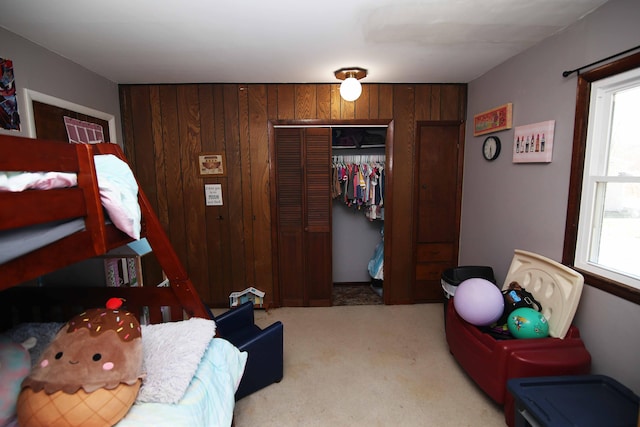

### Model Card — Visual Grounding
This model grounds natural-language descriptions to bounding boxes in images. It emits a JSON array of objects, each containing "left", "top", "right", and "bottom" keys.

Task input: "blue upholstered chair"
[{"left": 213, "top": 301, "right": 284, "bottom": 400}]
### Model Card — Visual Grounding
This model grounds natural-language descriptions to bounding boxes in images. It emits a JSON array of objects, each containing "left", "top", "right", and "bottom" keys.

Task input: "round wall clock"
[{"left": 482, "top": 136, "right": 501, "bottom": 161}]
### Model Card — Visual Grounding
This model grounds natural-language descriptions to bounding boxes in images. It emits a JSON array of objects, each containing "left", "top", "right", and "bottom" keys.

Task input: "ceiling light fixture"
[{"left": 334, "top": 67, "right": 367, "bottom": 102}]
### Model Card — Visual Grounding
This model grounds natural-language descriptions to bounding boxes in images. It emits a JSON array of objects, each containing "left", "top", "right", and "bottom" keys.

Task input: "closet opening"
[
  {"left": 270, "top": 120, "right": 393, "bottom": 308},
  {"left": 331, "top": 126, "right": 386, "bottom": 306}
]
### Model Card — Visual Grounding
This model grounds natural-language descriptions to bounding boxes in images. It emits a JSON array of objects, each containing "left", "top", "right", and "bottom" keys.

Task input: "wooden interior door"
[
  {"left": 273, "top": 127, "right": 332, "bottom": 306},
  {"left": 32, "top": 100, "right": 111, "bottom": 143},
  {"left": 413, "top": 121, "right": 464, "bottom": 302}
]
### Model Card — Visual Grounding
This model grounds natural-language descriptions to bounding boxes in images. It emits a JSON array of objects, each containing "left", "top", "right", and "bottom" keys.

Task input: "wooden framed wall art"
[
  {"left": 512, "top": 120, "right": 555, "bottom": 163},
  {"left": 473, "top": 103, "right": 513, "bottom": 136},
  {"left": 198, "top": 153, "right": 226, "bottom": 177}
]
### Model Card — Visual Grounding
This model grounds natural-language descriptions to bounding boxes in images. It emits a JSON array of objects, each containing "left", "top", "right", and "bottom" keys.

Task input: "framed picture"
[
  {"left": 198, "top": 153, "right": 226, "bottom": 177},
  {"left": 473, "top": 103, "right": 513, "bottom": 136},
  {"left": 0, "top": 58, "right": 20, "bottom": 132},
  {"left": 512, "top": 120, "right": 555, "bottom": 163}
]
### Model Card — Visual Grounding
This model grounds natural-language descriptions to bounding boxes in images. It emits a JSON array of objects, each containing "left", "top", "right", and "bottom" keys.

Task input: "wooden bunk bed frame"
[{"left": 0, "top": 134, "right": 209, "bottom": 330}]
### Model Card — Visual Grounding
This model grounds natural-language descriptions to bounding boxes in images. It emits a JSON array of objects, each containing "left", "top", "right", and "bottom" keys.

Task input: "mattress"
[
  {"left": 116, "top": 338, "right": 244, "bottom": 427},
  {"left": 0, "top": 219, "right": 86, "bottom": 264}
]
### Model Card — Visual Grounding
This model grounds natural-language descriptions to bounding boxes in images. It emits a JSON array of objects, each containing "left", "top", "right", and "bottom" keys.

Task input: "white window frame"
[{"left": 574, "top": 66, "right": 640, "bottom": 290}]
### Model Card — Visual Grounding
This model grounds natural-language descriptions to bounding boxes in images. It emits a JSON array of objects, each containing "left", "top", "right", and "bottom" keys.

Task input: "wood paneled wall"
[{"left": 119, "top": 83, "right": 466, "bottom": 307}]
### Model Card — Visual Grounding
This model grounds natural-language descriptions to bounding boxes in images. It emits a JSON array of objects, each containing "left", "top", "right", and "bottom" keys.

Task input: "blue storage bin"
[{"left": 507, "top": 375, "right": 639, "bottom": 427}]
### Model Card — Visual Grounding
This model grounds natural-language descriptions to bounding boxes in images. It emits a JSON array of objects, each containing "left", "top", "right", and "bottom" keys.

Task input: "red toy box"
[{"left": 445, "top": 250, "right": 592, "bottom": 426}]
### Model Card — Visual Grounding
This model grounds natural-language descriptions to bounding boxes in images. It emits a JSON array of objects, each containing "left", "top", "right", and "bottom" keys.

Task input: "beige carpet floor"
[{"left": 231, "top": 303, "right": 505, "bottom": 426}]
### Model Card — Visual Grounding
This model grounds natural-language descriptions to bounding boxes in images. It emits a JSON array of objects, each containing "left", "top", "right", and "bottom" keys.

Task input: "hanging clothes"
[{"left": 332, "top": 154, "right": 385, "bottom": 221}]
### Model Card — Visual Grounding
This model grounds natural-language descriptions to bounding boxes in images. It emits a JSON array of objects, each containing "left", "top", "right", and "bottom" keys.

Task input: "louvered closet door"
[
  {"left": 303, "top": 128, "right": 332, "bottom": 306},
  {"left": 274, "top": 127, "right": 332, "bottom": 307}
]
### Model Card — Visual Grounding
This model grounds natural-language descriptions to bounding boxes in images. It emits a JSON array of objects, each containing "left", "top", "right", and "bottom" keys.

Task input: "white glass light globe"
[{"left": 339, "top": 77, "right": 362, "bottom": 102}]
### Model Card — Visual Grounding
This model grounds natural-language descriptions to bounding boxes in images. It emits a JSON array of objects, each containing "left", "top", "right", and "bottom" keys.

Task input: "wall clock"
[{"left": 482, "top": 136, "right": 501, "bottom": 161}]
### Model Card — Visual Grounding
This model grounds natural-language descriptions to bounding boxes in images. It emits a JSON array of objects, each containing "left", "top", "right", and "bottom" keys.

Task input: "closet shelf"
[{"left": 332, "top": 144, "right": 385, "bottom": 149}]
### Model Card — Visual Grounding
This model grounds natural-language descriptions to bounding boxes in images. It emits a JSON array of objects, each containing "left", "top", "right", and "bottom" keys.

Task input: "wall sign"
[{"left": 205, "top": 184, "right": 223, "bottom": 206}]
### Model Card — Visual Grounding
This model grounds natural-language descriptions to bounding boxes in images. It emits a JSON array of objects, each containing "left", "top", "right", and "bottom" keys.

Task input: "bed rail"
[{"left": 0, "top": 285, "right": 190, "bottom": 331}]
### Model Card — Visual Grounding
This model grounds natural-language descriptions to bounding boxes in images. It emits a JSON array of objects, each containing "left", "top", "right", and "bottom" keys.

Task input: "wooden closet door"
[
  {"left": 413, "top": 121, "right": 464, "bottom": 302},
  {"left": 273, "top": 127, "right": 332, "bottom": 306}
]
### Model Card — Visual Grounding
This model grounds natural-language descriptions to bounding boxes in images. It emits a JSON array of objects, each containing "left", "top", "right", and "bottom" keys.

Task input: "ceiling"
[{"left": 1, "top": 0, "right": 609, "bottom": 85}]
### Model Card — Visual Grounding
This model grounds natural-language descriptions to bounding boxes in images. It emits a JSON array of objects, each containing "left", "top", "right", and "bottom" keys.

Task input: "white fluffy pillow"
[{"left": 136, "top": 318, "right": 217, "bottom": 404}]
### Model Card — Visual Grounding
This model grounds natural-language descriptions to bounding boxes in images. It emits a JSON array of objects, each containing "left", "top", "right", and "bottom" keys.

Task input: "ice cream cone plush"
[{"left": 17, "top": 298, "right": 143, "bottom": 427}]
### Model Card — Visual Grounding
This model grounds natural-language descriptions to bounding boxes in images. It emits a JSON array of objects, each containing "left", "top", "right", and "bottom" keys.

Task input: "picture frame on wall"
[
  {"left": 473, "top": 103, "right": 513, "bottom": 136},
  {"left": 198, "top": 153, "right": 226, "bottom": 177},
  {"left": 0, "top": 58, "right": 20, "bottom": 132},
  {"left": 512, "top": 120, "right": 555, "bottom": 163}
]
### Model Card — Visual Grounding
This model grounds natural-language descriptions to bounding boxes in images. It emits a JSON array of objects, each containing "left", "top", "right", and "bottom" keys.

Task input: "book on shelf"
[{"left": 104, "top": 256, "right": 142, "bottom": 287}]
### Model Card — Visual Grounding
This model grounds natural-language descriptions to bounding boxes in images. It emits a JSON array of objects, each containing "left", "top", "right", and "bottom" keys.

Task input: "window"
[{"left": 564, "top": 52, "right": 640, "bottom": 304}]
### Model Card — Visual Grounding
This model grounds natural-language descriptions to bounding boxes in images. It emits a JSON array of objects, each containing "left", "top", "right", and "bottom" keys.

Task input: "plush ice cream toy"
[{"left": 17, "top": 298, "right": 143, "bottom": 427}]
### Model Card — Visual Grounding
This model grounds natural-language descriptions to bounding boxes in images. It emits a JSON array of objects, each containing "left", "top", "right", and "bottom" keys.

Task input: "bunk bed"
[{"left": 0, "top": 134, "right": 246, "bottom": 427}]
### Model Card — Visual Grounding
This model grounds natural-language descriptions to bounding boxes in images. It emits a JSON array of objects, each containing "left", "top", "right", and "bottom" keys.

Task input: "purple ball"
[{"left": 453, "top": 278, "right": 504, "bottom": 326}]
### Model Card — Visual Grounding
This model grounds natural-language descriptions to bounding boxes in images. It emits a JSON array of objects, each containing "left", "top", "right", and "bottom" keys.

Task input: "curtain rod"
[{"left": 562, "top": 44, "right": 640, "bottom": 77}]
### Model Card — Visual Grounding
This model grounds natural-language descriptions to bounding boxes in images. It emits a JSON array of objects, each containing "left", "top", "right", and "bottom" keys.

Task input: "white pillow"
[
  {"left": 94, "top": 154, "right": 141, "bottom": 240},
  {"left": 136, "top": 318, "right": 217, "bottom": 404}
]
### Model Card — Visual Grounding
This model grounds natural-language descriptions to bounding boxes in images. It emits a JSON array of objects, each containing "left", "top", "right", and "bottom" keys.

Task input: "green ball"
[{"left": 507, "top": 307, "right": 549, "bottom": 339}]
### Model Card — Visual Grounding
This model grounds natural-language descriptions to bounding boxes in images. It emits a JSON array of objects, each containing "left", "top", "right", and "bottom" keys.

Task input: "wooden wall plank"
[
  {"left": 159, "top": 85, "right": 188, "bottom": 265},
  {"left": 118, "top": 87, "right": 136, "bottom": 170},
  {"left": 238, "top": 85, "right": 256, "bottom": 293},
  {"left": 222, "top": 85, "right": 247, "bottom": 292},
  {"left": 277, "top": 84, "right": 295, "bottom": 120},
  {"left": 197, "top": 84, "right": 216, "bottom": 303},
  {"left": 440, "top": 85, "right": 461, "bottom": 120},
  {"left": 355, "top": 85, "right": 370, "bottom": 119},
  {"left": 267, "top": 84, "right": 279, "bottom": 121},
  {"left": 415, "top": 85, "right": 432, "bottom": 121},
  {"left": 330, "top": 84, "right": 341, "bottom": 119},
  {"left": 208, "top": 85, "right": 232, "bottom": 305},
  {"left": 368, "top": 84, "right": 380, "bottom": 119},
  {"left": 388, "top": 84, "right": 416, "bottom": 304},
  {"left": 430, "top": 85, "right": 442, "bottom": 120},
  {"left": 379, "top": 84, "right": 394, "bottom": 119},
  {"left": 295, "top": 84, "right": 316, "bottom": 119},
  {"left": 248, "top": 84, "right": 273, "bottom": 305},
  {"left": 176, "top": 84, "right": 209, "bottom": 302},
  {"left": 316, "top": 84, "right": 331, "bottom": 120},
  {"left": 340, "top": 96, "right": 355, "bottom": 119},
  {"left": 198, "top": 85, "right": 216, "bottom": 152},
  {"left": 149, "top": 86, "right": 169, "bottom": 228},
  {"left": 128, "top": 86, "right": 157, "bottom": 211}
]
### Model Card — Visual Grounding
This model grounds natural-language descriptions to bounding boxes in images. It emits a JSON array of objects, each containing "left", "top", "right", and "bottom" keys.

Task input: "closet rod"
[
  {"left": 273, "top": 124, "right": 388, "bottom": 128},
  {"left": 562, "top": 44, "right": 640, "bottom": 77},
  {"left": 333, "top": 154, "right": 385, "bottom": 163}
]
